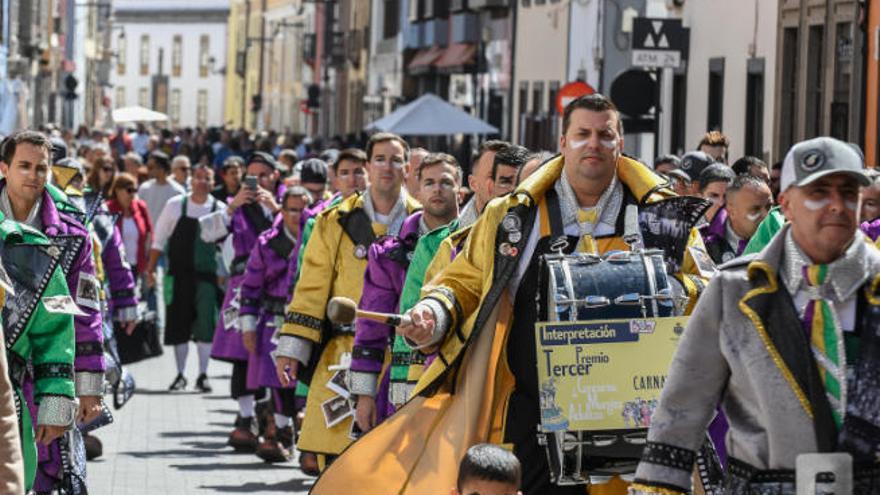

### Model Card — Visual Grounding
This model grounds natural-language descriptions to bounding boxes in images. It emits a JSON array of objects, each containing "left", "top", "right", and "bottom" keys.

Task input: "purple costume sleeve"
[
  {"left": 239, "top": 237, "right": 269, "bottom": 317},
  {"left": 231, "top": 206, "right": 267, "bottom": 259},
  {"left": 102, "top": 223, "right": 138, "bottom": 314},
  {"left": 350, "top": 238, "right": 407, "bottom": 375}
]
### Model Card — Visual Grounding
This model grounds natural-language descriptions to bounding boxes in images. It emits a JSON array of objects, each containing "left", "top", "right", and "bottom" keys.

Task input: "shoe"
[
  {"left": 168, "top": 373, "right": 187, "bottom": 391},
  {"left": 256, "top": 433, "right": 292, "bottom": 463},
  {"left": 195, "top": 374, "right": 212, "bottom": 393},
  {"left": 299, "top": 451, "right": 320, "bottom": 476},
  {"left": 277, "top": 425, "right": 294, "bottom": 450},
  {"left": 255, "top": 398, "right": 273, "bottom": 437},
  {"left": 228, "top": 415, "right": 259, "bottom": 452},
  {"left": 83, "top": 433, "right": 103, "bottom": 460}
]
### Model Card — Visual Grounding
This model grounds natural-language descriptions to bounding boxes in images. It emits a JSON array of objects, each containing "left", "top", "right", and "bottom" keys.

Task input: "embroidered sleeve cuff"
[
  {"left": 628, "top": 483, "right": 687, "bottom": 495},
  {"left": 240, "top": 315, "right": 258, "bottom": 333},
  {"left": 404, "top": 298, "right": 449, "bottom": 351},
  {"left": 36, "top": 395, "right": 76, "bottom": 427},
  {"left": 633, "top": 442, "right": 695, "bottom": 494},
  {"left": 74, "top": 371, "right": 105, "bottom": 397},
  {"left": 113, "top": 305, "right": 138, "bottom": 322},
  {"left": 273, "top": 335, "right": 312, "bottom": 365},
  {"left": 349, "top": 371, "right": 379, "bottom": 397}
]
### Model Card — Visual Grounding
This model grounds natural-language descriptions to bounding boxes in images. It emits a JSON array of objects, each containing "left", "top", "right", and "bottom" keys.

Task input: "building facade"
[{"left": 112, "top": 0, "right": 229, "bottom": 128}]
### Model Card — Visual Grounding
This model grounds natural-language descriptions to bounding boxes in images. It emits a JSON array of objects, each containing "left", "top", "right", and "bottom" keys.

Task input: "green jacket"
[
  {"left": 389, "top": 220, "right": 458, "bottom": 402},
  {"left": 742, "top": 206, "right": 785, "bottom": 255},
  {"left": 0, "top": 212, "right": 76, "bottom": 490}
]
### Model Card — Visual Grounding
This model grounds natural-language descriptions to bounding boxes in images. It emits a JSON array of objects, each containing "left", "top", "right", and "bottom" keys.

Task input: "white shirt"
[
  {"left": 152, "top": 194, "right": 226, "bottom": 250},
  {"left": 121, "top": 216, "right": 140, "bottom": 267},
  {"left": 138, "top": 179, "right": 186, "bottom": 224}
]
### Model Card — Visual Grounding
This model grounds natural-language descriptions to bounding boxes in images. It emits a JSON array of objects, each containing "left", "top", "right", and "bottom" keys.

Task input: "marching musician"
[
  {"left": 350, "top": 153, "right": 463, "bottom": 431},
  {"left": 633, "top": 137, "right": 880, "bottom": 493},
  {"left": 274, "top": 133, "right": 420, "bottom": 471},
  {"left": 701, "top": 174, "right": 774, "bottom": 264},
  {"left": 0, "top": 131, "right": 104, "bottom": 492},
  {"left": 310, "top": 94, "right": 709, "bottom": 495}
]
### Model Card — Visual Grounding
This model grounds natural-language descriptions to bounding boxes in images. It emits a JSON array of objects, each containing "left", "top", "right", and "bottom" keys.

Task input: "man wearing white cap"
[{"left": 633, "top": 137, "right": 880, "bottom": 494}]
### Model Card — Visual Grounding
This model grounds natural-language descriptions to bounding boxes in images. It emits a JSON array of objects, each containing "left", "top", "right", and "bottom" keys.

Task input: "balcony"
[
  {"left": 424, "top": 18, "right": 449, "bottom": 47},
  {"left": 451, "top": 12, "right": 478, "bottom": 43}
]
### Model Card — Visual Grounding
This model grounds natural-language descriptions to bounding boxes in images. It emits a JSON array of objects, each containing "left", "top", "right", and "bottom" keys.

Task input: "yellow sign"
[{"left": 535, "top": 317, "right": 687, "bottom": 432}]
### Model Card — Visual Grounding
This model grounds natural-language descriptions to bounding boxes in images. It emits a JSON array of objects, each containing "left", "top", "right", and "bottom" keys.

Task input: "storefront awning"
[
  {"left": 435, "top": 43, "right": 476, "bottom": 72},
  {"left": 407, "top": 46, "right": 445, "bottom": 74}
]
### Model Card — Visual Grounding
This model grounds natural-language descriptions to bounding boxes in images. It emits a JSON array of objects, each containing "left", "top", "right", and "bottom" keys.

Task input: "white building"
[
  {"left": 111, "top": 0, "right": 229, "bottom": 128},
  {"left": 682, "top": 0, "right": 778, "bottom": 162}
]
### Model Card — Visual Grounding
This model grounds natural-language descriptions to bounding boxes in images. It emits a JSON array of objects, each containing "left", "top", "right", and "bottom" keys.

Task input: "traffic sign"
[
  {"left": 631, "top": 18, "right": 688, "bottom": 69},
  {"left": 556, "top": 81, "right": 596, "bottom": 115}
]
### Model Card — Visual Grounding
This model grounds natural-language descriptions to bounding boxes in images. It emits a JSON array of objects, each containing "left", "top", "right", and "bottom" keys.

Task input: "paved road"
[{"left": 88, "top": 347, "right": 315, "bottom": 494}]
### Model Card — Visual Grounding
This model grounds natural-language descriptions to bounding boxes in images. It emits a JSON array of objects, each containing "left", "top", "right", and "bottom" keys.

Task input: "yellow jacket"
[
  {"left": 281, "top": 190, "right": 421, "bottom": 344},
  {"left": 310, "top": 154, "right": 709, "bottom": 494}
]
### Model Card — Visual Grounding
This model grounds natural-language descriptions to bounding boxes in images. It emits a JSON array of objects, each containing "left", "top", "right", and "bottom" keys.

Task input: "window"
[
  {"left": 172, "top": 35, "right": 182, "bottom": 77},
  {"left": 831, "top": 22, "right": 853, "bottom": 140},
  {"left": 532, "top": 81, "right": 544, "bottom": 114},
  {"left": 116, "top": 35, "right": 126, "bottom": 75},
  {"left": 197, "top": 89, "right": 208, "bottom": 127},
  {"left": 548, "top": 81, "right": 560, "bottom": 116},
  {"left": 383, "top": 0, "right": 399, "bottom": 39},
  {"left": 671, "top": 73, "right": 688, "bottom": 155},
  {"left": 115, "top": 86, "right": 125, "bottom": 108},
  {"left": 199, "top": 35, "right": 210, "bottom": 78},
  {"left": 745, "top": 58, "right": 765, "bottom": 157},
  {"left": 409, "top": 0, "right": 420, "bottom": 22},
  {"left": 707, "top": 58, "right": 725, "bottom": 131},
  {"left": 138, "top": 87, "right": 149, "bottom": 108},
  {"left": 518, "top": 81, "right": 529, "bottom": 143},
  {"left": 139, "top": 34, "right": 149, "bottom": 75},
  {"left": 170, "top": 89, "right": 181, "bottom": 124},
  {"left": 804, "top": 25, "right": 824, "bottom": 138},
  {"left": 779, "top": 27, "right": 799, "bottom": 156}
]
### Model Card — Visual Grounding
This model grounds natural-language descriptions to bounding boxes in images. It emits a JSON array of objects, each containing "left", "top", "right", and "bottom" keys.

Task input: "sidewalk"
[{"left": 88, "top": 347, "right": 315, "bottom": 494}]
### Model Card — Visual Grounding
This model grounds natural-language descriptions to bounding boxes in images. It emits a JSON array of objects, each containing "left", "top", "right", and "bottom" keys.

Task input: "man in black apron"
[{"left": 146, "top": 165, "right": 224, "bottom": 392}]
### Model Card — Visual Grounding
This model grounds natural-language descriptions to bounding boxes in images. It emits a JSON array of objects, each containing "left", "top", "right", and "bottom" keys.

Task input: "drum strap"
[{"left": 544, "top": 189, "right": 567, "bottom": 251}]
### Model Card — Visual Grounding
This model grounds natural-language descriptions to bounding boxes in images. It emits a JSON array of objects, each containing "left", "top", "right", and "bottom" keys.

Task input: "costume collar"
[
  {"left": 513, "top": 153, "right": 673, "bottom": 207},
  {"left": 0, "top": 185, "right": 43, "bottom": 230},
  {"left": 458, "top": 196, "right": 479, "bottom": 229},
  {"left": 282, "top": 224, "right": 297, "bottom": 242},
  {"left": 360, "top": 187, "right": 413, "bottom": 236},
  {"left": 554, "top": 168, "right": 622, "bottom": 234},
  {"left": 724, "top": 218, "right": 743, "bottom": 250},
  {"left": 781, "top": 228, "right": 869, "bottom": 303}
]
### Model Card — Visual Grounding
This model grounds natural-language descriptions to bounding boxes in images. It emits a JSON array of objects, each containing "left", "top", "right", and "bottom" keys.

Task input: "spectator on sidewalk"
[
  {"left": 138, "top": 151, "right": 186, "bottom": 225},
  {"left": 107, "top": 172, "right": 153, "bottom": 277}
]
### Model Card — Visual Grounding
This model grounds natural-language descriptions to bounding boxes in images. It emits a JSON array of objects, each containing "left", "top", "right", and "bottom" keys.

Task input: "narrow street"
[{"left": 88, "top": 350, "right": 314, "bottom": 494}]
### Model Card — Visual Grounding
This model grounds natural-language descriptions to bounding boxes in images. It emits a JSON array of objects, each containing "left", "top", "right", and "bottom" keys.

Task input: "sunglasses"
[
  {"left": 102, "top": 167, "right": 115, "bottom": 172},
  {"left": 125, "top": 187, "right": 137, "bottom": 194}
]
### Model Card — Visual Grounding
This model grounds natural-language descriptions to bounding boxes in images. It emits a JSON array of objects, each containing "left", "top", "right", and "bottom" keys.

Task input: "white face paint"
[
  {"left": 568, "top": 139, "right": 588, "bottom": 150},
  {"left": 745, "top": 212, "right": 763, "bottom": 222},
  {"left": 600, "top": 137, "right": 618, "bottom": 150},
  {"left": 803, "top": 198, "right": 830, "bottom": 211},
  {"left": 803, "top": 197, "right": 859, "bottom": 212}
]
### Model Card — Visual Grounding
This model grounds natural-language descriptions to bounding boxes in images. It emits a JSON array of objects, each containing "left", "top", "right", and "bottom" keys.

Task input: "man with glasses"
[
  {"left": 171, "top": 155, "right": 192, "bottom": 192},
  {"left": 274, "top": 133, "right": 420, "bottom": 472}
]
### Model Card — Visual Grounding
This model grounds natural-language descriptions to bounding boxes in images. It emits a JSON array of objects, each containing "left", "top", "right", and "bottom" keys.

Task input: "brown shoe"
[
  {"left": 228, "top": 416, "right": 259, "bottom": 452},
  {"left": 256, "top": 435, "right": 292, "bottom": 463},
  {"left": 299, "top": 451, "right": 319, "bottom": 476}
]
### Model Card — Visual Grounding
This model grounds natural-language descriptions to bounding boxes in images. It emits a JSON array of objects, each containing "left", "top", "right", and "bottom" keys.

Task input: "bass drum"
[{"left": 536, "top": 249, "right": 685, "bottom": 486}]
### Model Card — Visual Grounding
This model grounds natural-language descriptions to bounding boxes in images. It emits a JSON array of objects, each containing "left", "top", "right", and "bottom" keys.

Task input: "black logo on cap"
[{"left": 801, "top": 150, "right": 826, "bottom": 172}]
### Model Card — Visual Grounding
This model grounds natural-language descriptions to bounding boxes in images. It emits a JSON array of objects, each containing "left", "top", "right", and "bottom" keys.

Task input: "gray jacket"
[{"left": 633, "top": 225, "right": 880, "bottom": 492}]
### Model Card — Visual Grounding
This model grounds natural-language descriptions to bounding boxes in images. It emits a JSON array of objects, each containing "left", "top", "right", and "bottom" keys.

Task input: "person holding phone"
[{"left": 213, "top": 151, "right": 283, "bottom": 452}]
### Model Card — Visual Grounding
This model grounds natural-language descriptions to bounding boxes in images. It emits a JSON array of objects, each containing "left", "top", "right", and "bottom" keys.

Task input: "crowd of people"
[{"left": 0, "top": 92, "right": 878, "bottom": 495}]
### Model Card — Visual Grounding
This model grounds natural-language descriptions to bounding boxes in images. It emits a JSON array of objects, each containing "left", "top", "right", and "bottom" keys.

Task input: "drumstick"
[{"left": 327, "top": 297, "right": 412, "bottom": 327}]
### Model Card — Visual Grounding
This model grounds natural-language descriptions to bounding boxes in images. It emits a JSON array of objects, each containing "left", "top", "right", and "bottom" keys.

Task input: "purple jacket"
[
  {"left": 861, "top": 218, "right": 880, "bottom": 242},
  {"left": 240, "top": 214, "right": 300, "bottom": 318},
  {"left": 94, "top": 211, "right": 138, "bottom": 316},
  {"left": 699, "top": 207, "right": 744, "bottom": 264},
  {"left": 301, "top": 192, "right": 339, "bottom": 230},
  {"left": 30, "top": 187, "right": 105, "bottom": 373},
  {"left": 350, "top": 212, "right": 423, "bottom": 377}
]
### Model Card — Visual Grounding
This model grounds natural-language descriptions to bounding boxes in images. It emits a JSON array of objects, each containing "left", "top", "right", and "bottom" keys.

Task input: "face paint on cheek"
[
  {"left": 845, "top": 200, "right": 858, "bottom": 212},
  {"left": 746, "top": 212, "right": 762, "bottom": 222},
  {"left": 803, "top": 198, "right": 831, "bottom": 211},
  {"left": 568, "top": 139, "right": 588, "bottom": 149},
  {"left": 600, "top": 138, "right": 617, "bottom": 150}
]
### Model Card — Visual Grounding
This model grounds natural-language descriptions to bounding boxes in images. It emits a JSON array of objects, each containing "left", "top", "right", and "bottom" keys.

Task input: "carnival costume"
[
  {"left": 310, "top": 155, "right": 709, "bottom": 494},
  {"left": 277, "top": 189, "right": 419, "bottom": 465}
]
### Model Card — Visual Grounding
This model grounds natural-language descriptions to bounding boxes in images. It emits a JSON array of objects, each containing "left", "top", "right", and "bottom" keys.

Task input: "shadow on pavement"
[
  {"left": 199, "top": 479, "right": 315, "bottom": 492},
  {"left": 181, "top": 440, "right": 228, "bottom": 450},
  {"left": 120, "top": 448, "right": 231, "bottom": 459},
  {"left": 160, "top": 430, "right": 228, "bottom": 439},
  {"left": 134, "top": 389, "right": 203, "bottom": 396},
  {"left": 172, "top": 462, "right": 293, "bottom": 472}
]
